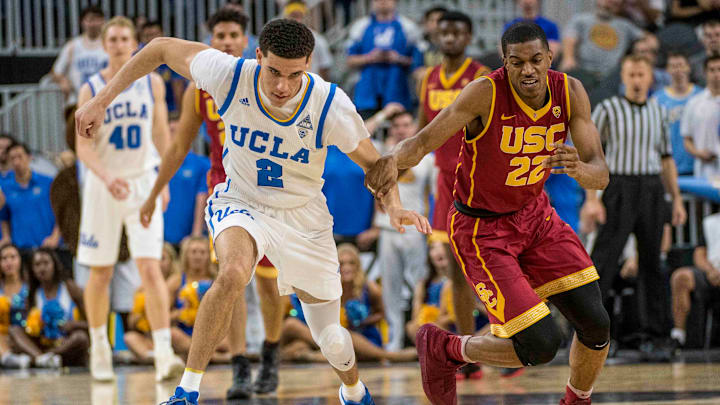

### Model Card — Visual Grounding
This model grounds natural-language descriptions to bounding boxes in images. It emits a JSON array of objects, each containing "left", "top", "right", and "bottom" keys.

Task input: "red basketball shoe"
[
  {"left": 416, "top": 324, "right": 465, "bottom": 405},
  {"left": 559, "top": 386, "right": 592, "bottom": 404}
]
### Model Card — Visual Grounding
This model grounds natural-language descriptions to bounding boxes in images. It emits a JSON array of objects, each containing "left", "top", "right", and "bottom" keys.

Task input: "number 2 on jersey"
[
  {"left": 110, "top": 125, "right": 141, "bottom": 150},
  {"left": 256, "top": 159, "right": 284, "bottom": 188}
]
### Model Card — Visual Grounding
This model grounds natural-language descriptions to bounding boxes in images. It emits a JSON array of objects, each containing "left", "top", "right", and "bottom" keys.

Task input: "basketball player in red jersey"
[
  {"left": 418, "top": 11, "right": 488, "bottom": 379},
  {"left": 138, "top": 9, "right": 284, "bottom": 399},
  {"left": 367, "top": 23, "right": 610, "bottom": 405}
]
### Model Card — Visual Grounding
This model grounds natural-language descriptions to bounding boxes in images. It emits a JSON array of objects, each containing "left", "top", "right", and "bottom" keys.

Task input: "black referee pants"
[{"left": 590, "top": 175, "right": 668, "bottom": 338}]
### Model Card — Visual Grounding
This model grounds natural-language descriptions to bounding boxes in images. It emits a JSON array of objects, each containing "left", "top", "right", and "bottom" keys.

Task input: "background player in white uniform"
[
  {"left": 374, "top": 110, "right": 435, "bottom": 352},
  {"left": 76, "top": 19, "right": 430, "bottom": 405},
  {"left": 51, "top": 5, "right": 108, "bottom": 106},
  {"left": 75, "top": 17, "right": 183, "bottom": 383}
]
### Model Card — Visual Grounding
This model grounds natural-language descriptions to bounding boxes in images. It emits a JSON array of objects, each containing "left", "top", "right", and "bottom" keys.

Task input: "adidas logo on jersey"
[{"left": 239, "top": 97, "right": 250, "bottom": 106}]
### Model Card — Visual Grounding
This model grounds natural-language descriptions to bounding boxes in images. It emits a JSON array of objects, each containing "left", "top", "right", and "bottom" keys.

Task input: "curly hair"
[{"left": 259, "top": 18, "right": 314, "bottom": 60}]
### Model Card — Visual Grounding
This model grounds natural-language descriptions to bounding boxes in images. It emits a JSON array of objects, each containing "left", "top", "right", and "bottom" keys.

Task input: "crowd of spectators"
[{"left": 0, "top": 0, "right": 719, "bottom": 374}]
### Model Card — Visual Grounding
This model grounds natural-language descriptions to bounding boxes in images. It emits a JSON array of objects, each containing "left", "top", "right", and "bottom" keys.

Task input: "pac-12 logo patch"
[
  {"left": 552, "top": 106, "right": 561, "bottom": 118},
  {"left": 297, "top": 114, "right": 313, "bottom": 139}
]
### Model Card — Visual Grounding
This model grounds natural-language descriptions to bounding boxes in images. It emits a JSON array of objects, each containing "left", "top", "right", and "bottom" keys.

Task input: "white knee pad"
[{"left": 318, "top": 324, "right": 355, "bottom": 371}]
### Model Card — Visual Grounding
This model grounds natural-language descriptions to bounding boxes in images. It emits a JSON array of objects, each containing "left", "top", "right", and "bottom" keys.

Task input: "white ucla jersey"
[
  {"left": 190, "top": 49, "right": 369, "bottom": 209},
  {"left": 87, "top": 73, "right": 159, "bottom": 177}
]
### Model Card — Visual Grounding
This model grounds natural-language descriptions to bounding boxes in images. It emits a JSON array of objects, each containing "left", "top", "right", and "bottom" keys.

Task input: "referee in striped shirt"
[{"left": 583, "top": 54, "right": 687, "bottom": 341}]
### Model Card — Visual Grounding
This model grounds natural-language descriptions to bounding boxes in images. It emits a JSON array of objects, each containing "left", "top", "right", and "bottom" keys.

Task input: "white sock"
[
  {"left": 460, "top": 335, "right": 473, "bottom": 363},
  {"left": 152, "top": 328, "right": 173, "bottom": 356},
  {"left": 568, "top": 380, "right": 592, "bottom": 399},
  {"left": 342, "top": 380, "right": 366, "bottom": 402},
  {"left": 671, "top": 328, "right": 686, "bottom": 345},
  {"left": 90, "top": 325, "right": 108, "bottom": 347},
  {"left": 179, "top": 368, "right": 204, "bottom": 393}
]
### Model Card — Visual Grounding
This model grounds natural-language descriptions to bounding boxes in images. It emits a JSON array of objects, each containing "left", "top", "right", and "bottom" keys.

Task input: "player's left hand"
[
  {"left": 672, "top": 198, "right": 687, "bottom": 226},
  {"left": 543, "top": 143, "right": 583, "bottom": 177},
  {"left": 365, "top": 155, "right": 399, "bottom": 200},
  {"left": 386, "top": 206, "right": 432, "bottom": 235}
]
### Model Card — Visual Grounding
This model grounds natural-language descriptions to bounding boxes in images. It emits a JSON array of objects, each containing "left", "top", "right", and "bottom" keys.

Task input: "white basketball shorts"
[
  {"left": 77, "top": 170, "right": 163, "bottom": 267},
  {"left": 205, "top": 179, "right": 341, "bottom": 301}
]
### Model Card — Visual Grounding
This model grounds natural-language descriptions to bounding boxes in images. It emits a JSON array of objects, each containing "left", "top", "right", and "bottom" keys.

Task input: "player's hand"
[
  {"left": 707, "top": 269, "right": 720, "bottom": 287},
  {"left": 161, "top": 186, "right": 170, "bottom": 212},
  {"left": 543, "top": 143, "right": 582, "bottom": 177},
  {"left": 672, "top": 198, "right": 687, "bottom": 226},
  {"left": 580, "top": 199, "right": 606, "bottom": 234},
  {"left": 386, "top": 206, "right": 432, "bottom": 235},
  {"left": 106, "top": 177, "right": 130, "bottom": 200},
  {"left": 365, "top": 155, "right": 399, "bottom": 200},
  {"left": 75, "top": 97, "right": 107, "bottom": 139},
  {"left": 139, "top": 198, "right": 156, "bottom": 228}
]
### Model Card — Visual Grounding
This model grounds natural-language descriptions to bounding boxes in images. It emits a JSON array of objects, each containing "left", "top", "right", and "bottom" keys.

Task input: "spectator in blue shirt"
[
  {"left": 163, "top": 117, "right": 210, "bottom": 247},
  {"left": 138, "top": 21, "right": 187, "bottom": 114},
  {"left": 0, "top": 143, "right": 59, "bottom": 251},
  {"left": 653, "top": 52, "right": 703, "bottom": 176},
  {"left": 504, "top": 0, "right": 560, "bottom": 56},
  {"left": 346, "top": 0, "right": 423, "bottom": 117}
]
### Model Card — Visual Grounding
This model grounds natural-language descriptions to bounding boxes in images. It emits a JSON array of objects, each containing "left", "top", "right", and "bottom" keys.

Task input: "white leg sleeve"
[{"left": 300, "top": 298, "right": 356, "bottom": 371}]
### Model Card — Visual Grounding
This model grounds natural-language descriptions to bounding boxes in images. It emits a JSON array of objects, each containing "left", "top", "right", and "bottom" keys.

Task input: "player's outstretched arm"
[
  {"left": 543, "top": 77, "right": 609, "bottom": 190},
  {"left": 365, "top": 78, "right": 489, "bottom": 199},
  {"left": 140, "top": 84, "right": 204, "bottom": 227},
  {"left": 347, "top": 139, "right": 431, "bottom": 235},
  {"left": 75, "top": 37, "right": 209, "bottom": 139}
]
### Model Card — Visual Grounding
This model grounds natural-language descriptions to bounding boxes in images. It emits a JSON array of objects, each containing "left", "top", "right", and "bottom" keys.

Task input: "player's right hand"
[
  {"left": 365, "top": 155, "right": 399, "bottom": 200},
  {"left": 139, "top": 198, "right": 156, "bottom": 228},
  {"left": 75, "top": 97, "right": 106, "bottom": 139},
  {"left": 106, "top": 178, "right": 130, "bottom": 201}
]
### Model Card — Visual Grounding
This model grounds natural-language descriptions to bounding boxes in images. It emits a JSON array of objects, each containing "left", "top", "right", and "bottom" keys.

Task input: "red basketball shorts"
[
  {"left": 430, "top": 169, "right": 455, "bottom": 244},
  {"left": 448, "top": 192, "right": 598, "bottom": 338}
]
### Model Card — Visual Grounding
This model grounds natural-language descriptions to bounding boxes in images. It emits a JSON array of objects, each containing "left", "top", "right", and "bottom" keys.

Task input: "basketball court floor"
[{"left": 1, "top": 351, "right": 719, "bottom": 404}]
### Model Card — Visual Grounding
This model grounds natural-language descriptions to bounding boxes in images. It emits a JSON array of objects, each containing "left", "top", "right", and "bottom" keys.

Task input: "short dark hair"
[
  {"left": 259, "top": 19, "right": 314, "bottom": 59},
  {"left": 207, "top": 8, "right": 248, "bottom": 33},
  {"left": 80, "top": 5, "right": 104, "bottom": 21},
  {"left": 438, "top": 11, "right": 472, "bottom": 34},
  {"left": 142, "top": 20, "right": 162, "bottom": 31},
  {"left": 424, "top": 6, "right": 448, "bottom": 20},
  {"left": 665, "top": 51, "right": 689, "bottom": 66},
  {"left": 703, "top": 19, "right": 720, "bottom": 30},
  {"left": 501, "top": 22, "right": 549, "bottom": 56},
  {"left": 704, "top": 53, "right": 720, "bottom": 69},
  {"left": 8, "top": 142, "right": 30, "bottom": 156},
  {"left": 389, "top": 110, "right": 413, "bottom": 123}
]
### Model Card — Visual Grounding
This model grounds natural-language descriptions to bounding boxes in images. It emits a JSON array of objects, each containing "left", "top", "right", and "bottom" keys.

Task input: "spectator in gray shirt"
[
  {"left": 561, "top": 0, "right": 644, "bottom": 89},
  {"left": 689, "top": 19, "right": 720, "bottom": 85}
]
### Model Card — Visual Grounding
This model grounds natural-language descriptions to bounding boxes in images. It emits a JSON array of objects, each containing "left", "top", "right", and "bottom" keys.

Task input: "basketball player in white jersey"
[
  {"left": 75, "top": 16, "right": 183, "bottom": 383},
  {"left": 76, "top": 19, "right": 430, "bottom": 405},
  {"left": 51, "top": 5, "right": 108, "bottom": 106}
]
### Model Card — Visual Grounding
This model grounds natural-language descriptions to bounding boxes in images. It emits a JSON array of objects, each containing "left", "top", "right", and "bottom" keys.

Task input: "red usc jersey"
[
  {"left": 195, "top": 88, "right": 226, "bottom": 189},
  {"left": 420, "top": 58, "right": 488, "bottom": 173},
  {"left": 454, "top": 68, "right": 571, "bottom": 214}
]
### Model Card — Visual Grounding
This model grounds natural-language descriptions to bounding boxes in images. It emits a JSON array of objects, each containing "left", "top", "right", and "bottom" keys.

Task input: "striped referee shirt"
[{"left": 591, "top": 96, "right": 672, "bottom": 175}]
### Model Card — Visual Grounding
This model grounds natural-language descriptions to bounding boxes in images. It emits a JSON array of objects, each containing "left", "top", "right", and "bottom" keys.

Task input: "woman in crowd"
[
  {"left": 124, "top": 242, "right": 179, "bottom": 363},
  {"left": 406, "top": 242, "right": 454, "bottom": 343},
  {"left": 166, "top": 236, "right": 229, "bottom": 362},
  {"left": 281, "top": 243, "right": 416, "bottom": 363},
  {"left": 0, "top": 244, "right": 30, "bottom": 368},
  {"left": 10, "top": 248, "right": 88, "bottom": 368}
]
